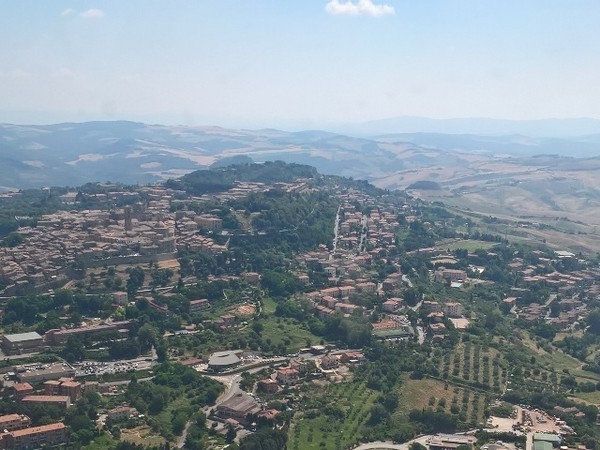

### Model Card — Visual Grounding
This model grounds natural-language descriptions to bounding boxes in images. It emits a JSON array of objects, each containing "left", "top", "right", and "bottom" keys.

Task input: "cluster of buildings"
[
  {"left": 0, "top": 195, "right": 177, "bottom": 295},
  {"left": 291, "top": 196, "right": 419, "bottom": 338},
  {"left": 211, "top": 349, "right": 366, "bottom": 430},
  {"left": 499, "top": 252, "right": 599, "bottom": 329},
  {"left": 1, "top": 320, "right": 133, "bottom": 356},
  {"left": 0, "top": 376, "right": 89, "bottom": 448},
  {"left": 508, "top": 252, "right": 597, "bottom": 293},
  {"left": 257, "top": 350, "right": 365, "bottom": 394},
  {"left": 0, "top": 178, "right": 315, "bottom": 297}
]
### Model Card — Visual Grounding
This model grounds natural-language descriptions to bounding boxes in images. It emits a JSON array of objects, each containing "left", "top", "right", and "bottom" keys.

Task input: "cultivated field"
[
  {"left": 396, "top": 377, "right": 488, "bottom": 425},
  {"left": 289, "top": 381, "right": 378, "bottom": 450}
]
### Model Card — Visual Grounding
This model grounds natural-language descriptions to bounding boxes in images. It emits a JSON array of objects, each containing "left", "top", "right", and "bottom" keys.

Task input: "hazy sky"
[{"left": 2, "top": 1, "right": 600, "bottom": 128}]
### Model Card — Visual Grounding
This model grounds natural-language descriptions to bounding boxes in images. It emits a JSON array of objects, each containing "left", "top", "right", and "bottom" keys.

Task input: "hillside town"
[{"left": 0, "top": 165, "right": 599, "bottom": 450}]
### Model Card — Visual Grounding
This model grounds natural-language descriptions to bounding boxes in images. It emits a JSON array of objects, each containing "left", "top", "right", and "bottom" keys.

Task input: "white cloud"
[
  {"left": 53, "top": 67, "right": 76, "bottom": 78},
  {"left": 80, "top": 8, "right": 105, "bottom": 19},
  {"left": 0, "top": 68, "right": 31, "bottom": 80},
  {"left": 325, "top": 0, "right": 395, "bottom": 17},
  {"left": 60, "top": 8, "right": 75, "bottom": 17}
]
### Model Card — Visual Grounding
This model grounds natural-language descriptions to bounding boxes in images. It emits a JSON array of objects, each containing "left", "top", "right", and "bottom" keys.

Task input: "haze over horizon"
[{"left": 2, "top": 1, "right": 600, "bottom": 130}]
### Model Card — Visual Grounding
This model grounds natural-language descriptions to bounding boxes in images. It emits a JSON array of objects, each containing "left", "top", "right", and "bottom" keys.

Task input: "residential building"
[
  {"left": 339, "top": 351, "right": 365, "bottom": 364},
  {"left": 21, "top": 395, "right": 71, "bottom": 409},
  {"left": 421, "top": 301, "right": 442, "bottom": 313},
  {"left": 433, "top": 268, "right": 468, "bottom": 283},
  {"left": 356, "top": 282, "right": 377, "bottom": 292},
  {"left": 107, "top": 406, "right": 137, "bottom": 422},
  {"left": 0, "top": 423, "right": 67, "bottom": 450},
  {"left": 320, "top": 355, "right": 340, "bottom": 370},
  {"left": 257, "top": 379, "right": 279, "bottom": 393},
  {"left": 112, "top": 291, "right": 128, "bottom": 305},
  {"left": 382, "top": 298, "right": 402, "bottom": 312},
  {"left": 290, "top": 359, "right": 308, "bottom": 374},
  {"left": 276, "top": 368, "right": 300, "bottom": 385},
  {"left": 0, "top": 415, "right": 31, "bottom": 432},
  {"left": 195, "top": 215, "right": 222, "bottom": 232},
  {"left": 11, "top": 384, "right": 33, "bottom": 400},
  {"left": 189, "top": 298, "right": 211, "bottom": 314},
  {"left": 444, "top": 302, "right": 463, "bottom": 318}
]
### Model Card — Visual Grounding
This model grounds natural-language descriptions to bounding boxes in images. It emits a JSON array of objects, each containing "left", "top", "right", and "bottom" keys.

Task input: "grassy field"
[
  {"left": 289, "top": 381, "right": 378, "bottom": 450},
  {"left": 571, "top": 391, "right": 600, "bottom": 405},
  {"left": 444, "top": 240, "right": 498, "bottom": 252},
  {"left": 151, "top": 395, "right": 190, "bottom": 442},
  {"left": 519, "top": 334, "right": 600, "bottom": 383},
  {"left": 82, "top": 434, "right": 117, "bottom": 450},
  {"left": 259, "top": 314, "right": 320, "bottom": 352},
  {"left": 120, "top": 425, "right": 166, "bottom": 447},
  {"left": 262, "top": 297, "right": 277, "bottom": 314}
]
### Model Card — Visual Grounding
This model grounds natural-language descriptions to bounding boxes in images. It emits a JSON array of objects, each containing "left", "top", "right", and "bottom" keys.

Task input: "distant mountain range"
[
  {"left": 1, "top": 119, "right": 600, "bottom": 191},
  {"left": 340, "top": 116, "right": 600, "bottom": 138}
]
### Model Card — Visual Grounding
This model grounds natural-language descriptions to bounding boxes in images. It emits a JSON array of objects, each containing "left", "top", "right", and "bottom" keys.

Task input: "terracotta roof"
[
  {"left": 0, "top": 414, "right": 26, "bottom": 423},
  {"left": 22, "top": 395, "right": 69, "bottom": 403},
  {"left": 10, "top": 422, "right": 65, "bottom": 437}
]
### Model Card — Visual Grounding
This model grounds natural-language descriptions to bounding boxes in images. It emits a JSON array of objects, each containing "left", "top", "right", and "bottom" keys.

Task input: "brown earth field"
[{"left": 372, "top": 155, "right": 600, "bottom": 254}]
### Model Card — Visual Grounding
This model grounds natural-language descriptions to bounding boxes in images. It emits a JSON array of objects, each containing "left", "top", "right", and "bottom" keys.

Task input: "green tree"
[
  {"left": 137, "top": 323, "right": 159, "bottom": 352},
  {"left": 62, "top": 337, "right": 85, "bottom": 362},
  {"left": 410, "top": 443, "right": 427, "bottom": 450},
  {"left": 587, "top": 310, "right": 600, "bottom": 335},
  {"left": 127, "top": 267, "right": 145, "bottom": 296}
]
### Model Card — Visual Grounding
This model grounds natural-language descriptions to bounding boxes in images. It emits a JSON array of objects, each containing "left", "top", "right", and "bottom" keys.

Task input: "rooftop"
[
  {"left": 534, "top": 433, "right": 561, "bottom": 443},
  {"left": 0, "top": 414, "right": 28, "bottom": 423},
  {"left": 21, "top": 395, "right": 69, "bottom": 403},
  {"left": 2, "top": 332, "right": 42, "bottom": 343},
  {"left": 219, "top": 394, "right": 260, "bottom": 413},
  {"left": 9, "top": 422, "right": 65, "bottom": 437},
  {"left": 208, "top": 350, "right": 242, "bottom": 367}
]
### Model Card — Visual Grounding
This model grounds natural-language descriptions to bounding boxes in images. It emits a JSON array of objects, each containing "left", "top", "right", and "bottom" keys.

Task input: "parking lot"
[
  {"left": 74, "top": 359, "right": 154, "bottom": 377},
  {"left": 488, "top": 406, "right": 565, "bottom": 435}
]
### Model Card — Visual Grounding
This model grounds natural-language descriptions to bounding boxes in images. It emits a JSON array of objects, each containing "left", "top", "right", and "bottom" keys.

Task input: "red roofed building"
[
  {"left": 0, "top": 422, "right": 67, "bottom": 449},
  {"left": 21, "top": 395, "right": 71, "bottom": 408},
  {"left": 320, "top": 354, "right": 340, "bottom": 370},
  {"left": 257, "top": 379, "right": 279, "bottom": 393},
  {"left": 11, "top": 384, "right": 33, "bottom": 400},
  {"left": 0, "top": 415, "right": 31, "bottom": 432},
  {"left": 189, "top": 299, "right": 211, "bottom": 314},
  {"left": 276, "top": 368, "right": 300, "bottom": 385}
]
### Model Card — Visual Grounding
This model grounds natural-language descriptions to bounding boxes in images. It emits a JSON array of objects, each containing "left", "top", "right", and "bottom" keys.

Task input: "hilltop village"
[{"left": 0, "top": 162, "right": 600, "bottom": 450}]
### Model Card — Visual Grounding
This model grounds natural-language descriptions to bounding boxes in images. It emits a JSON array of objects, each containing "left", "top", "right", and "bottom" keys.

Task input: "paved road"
[
  {"left": 176, "top": 420, "right": 192, "bottom": 448},
  {"left": 402, "top": 274, "right": 414, "bottom": 289},
  {"left": 526, "top": 432, "right": 533, "bottom": 450},
  {"left": 416, "top": 326, "right": 425, "bottom": 344},
  {"left": 354, "top": 435, "right": 430, "bottom": 450},
  {"left": 177, "top": 363, "right": 277, "bottom": 448},
  {"left": 331, "top": 205, "right": 341, "bottom": 258},
  {"left": 358, "top": 215, "right": 368, "bottom": 254}
]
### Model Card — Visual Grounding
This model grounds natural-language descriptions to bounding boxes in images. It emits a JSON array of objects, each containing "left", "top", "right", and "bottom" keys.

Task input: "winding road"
[
  {"left": 331, "top": 205, "right": 341, "bottom": 258},
  {"left": 353, "top": 435, "right": 430, "bottom": 450}
]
